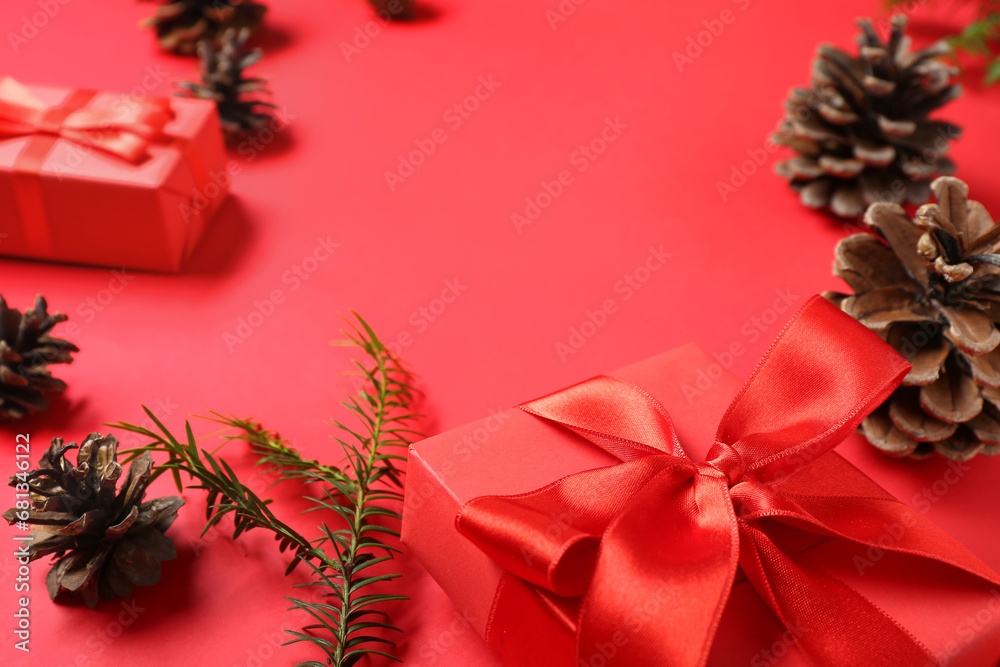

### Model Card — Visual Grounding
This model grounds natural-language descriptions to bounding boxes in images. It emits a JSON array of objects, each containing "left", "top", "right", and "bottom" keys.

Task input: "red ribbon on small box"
[
  {"left": 0, "top": 75, "right": 176, "bottom": 254},
  {"left": 0, "top": 75, "right": 172, "bottom": 161},
  {"left": 457, "top": 297, "right": 1000, "bottom": 666}
]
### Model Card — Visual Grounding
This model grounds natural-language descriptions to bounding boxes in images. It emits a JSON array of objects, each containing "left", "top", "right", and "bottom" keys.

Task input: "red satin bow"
[
  {"left": 0, "top": 75, "right": 172, "bottom": 163},
  {"left": 457, "top": 296, "right": 1000, "bottom": 666}
]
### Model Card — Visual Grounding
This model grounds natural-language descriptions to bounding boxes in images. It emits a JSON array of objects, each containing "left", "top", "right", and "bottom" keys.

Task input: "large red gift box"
[
  {"left": 0, "top": 76, "right": 228, "bottom": 272},
  {"left": 402, "top": 300, "right": 1000, "bottom": 667}
]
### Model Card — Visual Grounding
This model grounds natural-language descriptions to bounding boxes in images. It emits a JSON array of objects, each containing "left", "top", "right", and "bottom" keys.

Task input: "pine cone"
[
  {"left": 139, "top": 0, "right": 267, "bottom": 55},
  {"left": 826, "top": 176, "right": 1000, "bottom": 461},
  {"left": 175, "top": 28, "right": 276, "bottom": 138},
  {"left": 3, "top": 435, "right": 184, "bottom": 607},
  {"left": 367, "top": 0, "right": 415, "bottom": 20},
  {"left": 0, "top": 295, "right": 78, "bottom": 421},
  {"left": 774, "top": 15, "right": 961, "bottom": 218}
]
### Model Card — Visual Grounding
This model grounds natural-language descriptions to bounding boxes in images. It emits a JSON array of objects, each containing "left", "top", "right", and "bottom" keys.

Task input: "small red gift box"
[
  {"left": 0, "top": 76, "right": 228, "bottom": 272},
  {"left": 402, "top": 298, "right": 1000, "bottom": 667}
]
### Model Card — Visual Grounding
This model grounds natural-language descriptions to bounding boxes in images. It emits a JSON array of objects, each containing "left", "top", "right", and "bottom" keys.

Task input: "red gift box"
[
  {"left": 0, "top": 76, "right": 228, "bottom": 272},
  {"left": 402, "top": 298, "right": 1000, "bottom": 667}
]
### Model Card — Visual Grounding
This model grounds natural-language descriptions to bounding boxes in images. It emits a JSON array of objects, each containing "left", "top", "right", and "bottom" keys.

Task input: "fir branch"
[
  {"left": 297, "top": 312, "right": 419, "bottom": 667},
  {"left": 111, "top": 408, "right": 330, "bottom": 575},
  {"left": 112, "top": 312, "right": 420, "bottom": 667},
  {"left": 202, "top": 413, "right": 352, "bottom": 489}
]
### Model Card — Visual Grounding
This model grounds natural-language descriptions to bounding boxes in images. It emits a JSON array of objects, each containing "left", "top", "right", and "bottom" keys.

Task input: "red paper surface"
[{"left": 1, "top": 0, "right": 999, "bottom": 665}]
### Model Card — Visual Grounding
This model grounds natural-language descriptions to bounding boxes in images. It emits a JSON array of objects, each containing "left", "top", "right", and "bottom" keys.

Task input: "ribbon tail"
[
  {"left": 738, "top": 523, "right": 936, "bottom": 666},
  {"left": 773, "top": 493, "right": 1000, "bottom": 588},
  {"left": 578, "top": 472, "right": 738, "bottom": 667}
]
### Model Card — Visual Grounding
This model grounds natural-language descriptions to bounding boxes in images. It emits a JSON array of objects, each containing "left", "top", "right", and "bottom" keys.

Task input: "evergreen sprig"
[
  {"left": 886, "top": 0, "right": 1000, "bottom": 84},
  {"left": 204, "top": 414, "right": 351, "bottom": 490},
  {"left": 112, "top": 313, "right": 420, "bottom": 667}
]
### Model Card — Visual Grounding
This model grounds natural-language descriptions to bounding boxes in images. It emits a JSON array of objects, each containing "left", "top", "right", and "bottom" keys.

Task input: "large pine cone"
[
  {"left": 774, "top": 15, "right": 961, "bottom": 218},
  {"left": 3, "top": 434, "right": 184, "bottom": 607},
  {"left": 0, "top": 295, "right": 78, "bottom": 420},
  {"left": 175, "top": 28, "right": 276, "bottom": 137},
  {"left": 826, "top": 177, "right": 1000, "bottom": 460},
  {"left": 139, "top": 0, "right": 267, "bottom": 55}
]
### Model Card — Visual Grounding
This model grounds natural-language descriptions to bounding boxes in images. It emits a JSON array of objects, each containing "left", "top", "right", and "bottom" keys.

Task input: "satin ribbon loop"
[{"left": 39, "top": 106, "right": 73, "bottom": 136}]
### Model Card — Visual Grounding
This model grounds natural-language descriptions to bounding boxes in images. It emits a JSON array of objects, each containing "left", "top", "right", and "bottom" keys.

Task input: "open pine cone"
[
  {"left": 3, "top": 434, "right": 184, "bottom": 607},
  {"left": 139, "top": 0, "right": 267, "bottom": 55},
  {"left": 0, "top": 295, "right": 78, "bottom": 420},
  {"left": 176, "top": 28, "right": 276, "bottom": 137},
  {"left": 774, "top": 15, "right": 961, "bottom": 218},
  {"left": 826, "top": 176, "right": 1000, "bottom": 460}
]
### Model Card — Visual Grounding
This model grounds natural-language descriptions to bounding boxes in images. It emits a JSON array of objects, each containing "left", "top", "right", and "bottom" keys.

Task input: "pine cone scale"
[
  {"left": 888, "top": 326, "right": 949, "bottom": 385},
  {"left": 136, "top": 496, "right": 184, "bottom": 530},
  {"left": 830, "top": 176, "right": 1000, "bottom": 459},
  {"left": 939, "top": 304, "right": 1000, "bottom": 353},
  {"left": 105, "top": 505, "right": 140, "bottom": 540},
  {"left": 62, "top": 509, "right": 113, "bottom": 536},
  {"left": 862, "top": 407, "right": 918, "bottom": 456},
  {"left": 965, "top": 348, "right": 1000, "bottom": 387},
  {"left": 888, "top": 388, "right": 957, "bottom": 441},
  {"left": 841, "top": 286, "right": 933, "bottom": 326},
  {"left": 920, "top": 363, "right": 983, "bottom": 423}
]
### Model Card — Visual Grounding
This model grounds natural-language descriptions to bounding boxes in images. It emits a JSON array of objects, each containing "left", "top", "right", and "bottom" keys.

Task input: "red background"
[{"left": 2, "top": 0, "right": 999, "bottom": 665}]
